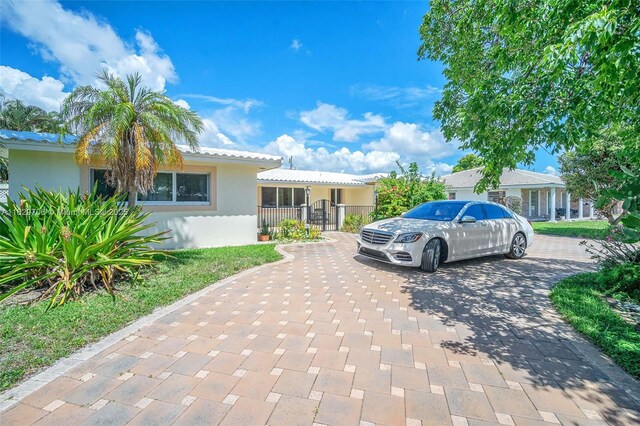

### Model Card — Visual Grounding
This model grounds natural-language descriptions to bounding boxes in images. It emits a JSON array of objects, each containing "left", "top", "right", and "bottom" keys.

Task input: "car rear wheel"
[
  {"left": 420, "top": 239, "right": 441, "bottom": 272},
  {"left": 506, "top": 232, "right": 527, "bottom": 259}
]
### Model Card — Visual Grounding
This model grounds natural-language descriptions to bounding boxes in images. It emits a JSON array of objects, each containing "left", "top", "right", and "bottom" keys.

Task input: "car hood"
[{"left": 364, "top": 217, "right": 447, "bottom": 234}]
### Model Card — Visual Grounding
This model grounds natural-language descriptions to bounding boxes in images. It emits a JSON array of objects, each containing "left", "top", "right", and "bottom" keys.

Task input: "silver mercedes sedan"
[{"left": 356, "top": 200, "right": 534, "bottom": 272}]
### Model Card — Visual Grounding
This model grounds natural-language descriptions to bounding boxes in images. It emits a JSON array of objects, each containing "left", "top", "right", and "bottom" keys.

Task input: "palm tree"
[
  {"left": 0, "top": 98, "right": 61, "bottom": 133},
  {"left": 61, "top": 70, "right": 204, "bottom": 207}
]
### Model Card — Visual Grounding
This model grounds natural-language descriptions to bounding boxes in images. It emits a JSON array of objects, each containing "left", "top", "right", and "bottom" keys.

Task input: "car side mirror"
[
  {"left": 400, "top": 212, "right": 406, "bottom": 217},
  {"left": 459, "top": 215, "right": 477, "bottom": 224}
]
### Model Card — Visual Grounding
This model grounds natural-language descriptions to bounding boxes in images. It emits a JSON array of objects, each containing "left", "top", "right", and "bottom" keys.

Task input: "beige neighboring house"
[
  {"left": 257, "top": 169, "right": 385, "bottom": 230},
  {"left": 1, "top": 130, "right": 282, "bottom": 249},
  {"left": 441, "top": 167, "right": 595, "bottom": 221}
]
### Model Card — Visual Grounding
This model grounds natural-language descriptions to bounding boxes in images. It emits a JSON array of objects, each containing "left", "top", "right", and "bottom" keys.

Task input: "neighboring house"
[
  {"left": 257, "top": 169, "right": 385, "bottom": 230},
  {"left": 441, "top": 167, "right": 594, "bottom": 221},
  {"left": 0, "top": 183, "right": 7, "bottom": 202},
  {"left": 1, "top": 130, "right": 282, "bottom": 249}
]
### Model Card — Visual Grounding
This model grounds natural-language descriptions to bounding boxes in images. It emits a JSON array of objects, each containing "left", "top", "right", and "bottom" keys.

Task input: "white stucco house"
[
  {"left": 0, "top": 130, "right": 282, "bottom": 249},
  {"left": 441, "top": 167, "right": 594, "bottom": 221}
]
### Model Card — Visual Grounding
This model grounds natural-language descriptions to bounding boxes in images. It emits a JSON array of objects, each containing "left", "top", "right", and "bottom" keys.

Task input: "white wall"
[
  {"left": 8, "top": 149, "right": 81, "bottom": 200},
  {"left": 147, "top": 164, "right": 260, "bottom": 249},
  {"left": 9, "top": 149, "right": 262, "bottom": 249},
  {"left": 449, "top": 187, "right": 522, "bottom": 201}
]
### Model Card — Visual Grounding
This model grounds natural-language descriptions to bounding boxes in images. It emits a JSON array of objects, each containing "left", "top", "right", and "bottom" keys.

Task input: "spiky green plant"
[{"left": 0, "top": 186, "right": 167, "bottom": 308}]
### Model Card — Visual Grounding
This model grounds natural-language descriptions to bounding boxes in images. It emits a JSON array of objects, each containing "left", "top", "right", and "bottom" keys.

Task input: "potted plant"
[{"left": 258, "top": 219, "right": 270, "bottom": 241}]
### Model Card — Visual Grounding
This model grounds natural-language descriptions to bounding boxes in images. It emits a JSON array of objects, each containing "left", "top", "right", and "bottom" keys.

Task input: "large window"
[
  {"left": 261, "top": 187, "right": 305, "bottom": 207},
  {"left": 330, "top": 188, "right": 343, "bottom": 205},
  {"left": 487, "top": 190, "right": 506, "bottom": 204},
  {"left": 91, "top": 169, "right": 210, "bottom": 205}
]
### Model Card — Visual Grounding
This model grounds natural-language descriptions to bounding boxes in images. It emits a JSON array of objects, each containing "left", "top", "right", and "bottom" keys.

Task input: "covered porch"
[{"left": 521, "top": 186, "right": 595, "bottom": 221}]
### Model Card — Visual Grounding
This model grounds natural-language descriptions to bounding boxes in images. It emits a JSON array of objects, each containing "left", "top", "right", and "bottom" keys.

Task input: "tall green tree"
[
  {"left": 62, "top": 70, "right": 204, "bottom": 207},
  {"left": 452, "top": 153, "right": 485, "bottom": 173},
  {"left": 558, "top": 132, "right": 628, "bottom": 224},
  {"left": 0, "top": 98, "right": 62, "bottom": 133},
  {"left": 376, "top": 162, "right": 447, "bottom": 218},
  {"left": 418, "top": 0, "right": 640, "bottom": 191}
]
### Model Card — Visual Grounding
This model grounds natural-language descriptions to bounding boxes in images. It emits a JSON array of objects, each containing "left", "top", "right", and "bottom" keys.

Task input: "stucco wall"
[
  {"left": 8, "top": 149, "right": 81, "bottom": 200},
  {"left": 257, "top": 183, "right": 375, "bottom": 206},
  {"left": 8, "top": 149, "right": 262, "bottom": 249}
]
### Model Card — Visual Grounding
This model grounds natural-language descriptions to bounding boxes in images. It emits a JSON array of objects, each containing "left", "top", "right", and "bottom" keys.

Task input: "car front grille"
[{"left": 360, "top": 229, "right": 394, "bottom": 245}]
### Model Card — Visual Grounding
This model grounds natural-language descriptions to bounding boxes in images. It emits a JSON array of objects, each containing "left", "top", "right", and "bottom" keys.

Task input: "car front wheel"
[
  {"left": 505, "top": 232, "right": 527, "bottom": 259},
  {"left": 420, "top": 238, "right": 441, "bottom": 272}
]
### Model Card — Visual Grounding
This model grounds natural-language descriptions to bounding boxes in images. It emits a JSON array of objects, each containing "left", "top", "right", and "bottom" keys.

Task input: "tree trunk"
[{"left": 128, "top": 189, "right": 137, "bottom": 209}]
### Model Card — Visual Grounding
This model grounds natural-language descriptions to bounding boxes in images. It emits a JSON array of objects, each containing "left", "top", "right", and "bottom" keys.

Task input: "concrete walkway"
[{"left": 1, "top": 233, "right": 639, "bottom": 425}]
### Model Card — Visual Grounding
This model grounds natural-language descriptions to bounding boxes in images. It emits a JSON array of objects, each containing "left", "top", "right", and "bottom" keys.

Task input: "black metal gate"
[{"left": 308, "top": 199, "right": 339, "bottom": 231}]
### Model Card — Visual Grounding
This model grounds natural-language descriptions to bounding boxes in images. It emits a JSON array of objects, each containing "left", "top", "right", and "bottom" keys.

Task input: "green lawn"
[
  {"left": 550, "top": 273, "right": 640, "bottom": 379},
  {"left": 0, "top": 244, "right": 281, "bottom": 392},
  {"left": 532, "top": 220, "right": 609, "bottom": 239}
]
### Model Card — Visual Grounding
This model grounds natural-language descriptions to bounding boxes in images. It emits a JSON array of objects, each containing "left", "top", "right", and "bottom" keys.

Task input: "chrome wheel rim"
[{"left": 513, "top": 234, "right": 526, "bottom": 257}]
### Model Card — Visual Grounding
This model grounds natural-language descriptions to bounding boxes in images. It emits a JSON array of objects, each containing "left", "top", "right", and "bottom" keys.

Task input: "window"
[
  {"left": 261, "top": 187, "right": 305, "bottom": 207},
  {"left": 177, "top": 173, "right": 209, "bottom": 202},
  {"left": 90, "top": 169, "right": 210, "bottom": 205},
  {"left": 331, "top": 188, "right": 343, "bottom": 205},
  {"left": 261, "top": 187, "right": 277, "bottom": 207},
  {"left": 448, "top": 192, "right": 456, "bottom": 200},
  {"left": 463, "top": 204, "right": 487, "bottom": 220},
  {"left": 138, "top": 173, "right": 173, "bottom": 202},
  {"left": 90, "top": 169, "right": 117, "bottom": 198},
  {"left": 404, "top": 201, "right": 467, "bottom": 221},
  {"left": 484, "top": 203, "right": 510, "bottom": 220},
  {"left": 488, "top": 190, "right": 506, "bottom": 204}
]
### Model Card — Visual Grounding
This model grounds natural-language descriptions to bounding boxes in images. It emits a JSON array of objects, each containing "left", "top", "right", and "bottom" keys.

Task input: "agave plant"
[{"left": 0, "top": 186, "right": 167, "bottom": 308}]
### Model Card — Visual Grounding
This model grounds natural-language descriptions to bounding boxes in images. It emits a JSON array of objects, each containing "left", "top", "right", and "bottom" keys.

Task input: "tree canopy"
[
  {"left": 376, "top": 162, "right": 447, "bottom": 218},
  {"left": 452, "top": 153, "right": 485, "bottom": 173},
  {"left": 418, "top": 0, "right": 640, "bottom": 191},
  {"left": 62, "top": 70, "right": 204, "bottom": 207},
  {"left": 0, "top": 98, "right": 62, "bottom": 133}
]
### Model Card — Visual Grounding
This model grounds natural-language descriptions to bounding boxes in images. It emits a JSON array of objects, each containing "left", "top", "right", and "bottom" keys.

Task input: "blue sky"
[{"left": 0, "top": 0, "right": 558, "bottom": 176}]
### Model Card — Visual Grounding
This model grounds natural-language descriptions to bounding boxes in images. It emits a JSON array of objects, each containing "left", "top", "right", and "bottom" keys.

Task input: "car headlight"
[{"left": 394, "top": 232, "right": 422, "bottom": 243}]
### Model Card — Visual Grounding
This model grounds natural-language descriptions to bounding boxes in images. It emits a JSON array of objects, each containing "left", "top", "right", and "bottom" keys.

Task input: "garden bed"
[{"left": 0, "top": 244, "right": 281, "bottom": 392}]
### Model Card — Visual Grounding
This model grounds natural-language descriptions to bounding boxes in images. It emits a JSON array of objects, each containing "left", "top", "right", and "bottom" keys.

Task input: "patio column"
[
  {"left": 565, "top": 192, "right": 572, "bottom": 220},
  {"left": 578, "top": 198, "right": 584, "bottom": 219},
  {"left": 337, "top": 204, "right": 346, "bottom": 230},
  {"left": 549, "top": 187, "right": 556, "bottom": 222},
  {"left": 589, "top": 202, "right": 595, "bottom": 219}
]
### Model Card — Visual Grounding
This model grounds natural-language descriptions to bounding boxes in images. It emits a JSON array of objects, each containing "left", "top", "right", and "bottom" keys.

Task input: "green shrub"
[
  {"left": 274, "top": 219, "right": 321, "bottom": 241},
  {"left": 505, "top": 196, "right": 522, "bottom": 215},
  {"left": 342, "top": 214, "right": 367, "bottom": 233},
  {"left": 0, "top": 186, "right": 166, "bottom": 308},
  {"left": 596, "top": 263, "right": 640, "bottom": 302}
]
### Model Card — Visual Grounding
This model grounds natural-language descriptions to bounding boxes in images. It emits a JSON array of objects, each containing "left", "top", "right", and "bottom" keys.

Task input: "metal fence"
[
  {"left": 257, "top": 206, "right": 303, "bottom": 227},
  {"left": 344, "top": 205, "right": 376, "bottom": 223}
]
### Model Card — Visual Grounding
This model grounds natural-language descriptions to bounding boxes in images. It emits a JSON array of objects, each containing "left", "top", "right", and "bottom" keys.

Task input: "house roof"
[
  {"left": 441, "top": 167, "right": 564, "bottom": 189},
  {"left": 258, "top": 168, "right": 387, "bottom": 186},
  {"left": 0, "top": 129, "right": 282, "bottom": 166}
]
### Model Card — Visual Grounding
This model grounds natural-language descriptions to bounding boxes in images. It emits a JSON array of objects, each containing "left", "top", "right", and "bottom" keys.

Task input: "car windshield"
[{"left": 403, "top": 201, "right": 468, "bottom": 221}]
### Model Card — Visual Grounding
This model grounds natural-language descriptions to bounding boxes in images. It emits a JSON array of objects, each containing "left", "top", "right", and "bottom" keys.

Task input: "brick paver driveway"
[{"left": 2, "top": 233, "right": 639, "bottom": 425}]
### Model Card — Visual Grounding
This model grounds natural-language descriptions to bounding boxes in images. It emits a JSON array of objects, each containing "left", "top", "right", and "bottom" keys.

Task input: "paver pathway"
[{"left": 2, "top": 233, "right": 639, "bottom": 425}]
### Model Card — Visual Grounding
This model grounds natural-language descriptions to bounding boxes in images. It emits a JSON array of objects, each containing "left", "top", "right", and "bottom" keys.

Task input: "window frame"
[
  {"left": 90, "top": 169, "right": 211, "bottom": 206},
  {"left": 261, "top": 186, "right": 305, "bottom": 208}
]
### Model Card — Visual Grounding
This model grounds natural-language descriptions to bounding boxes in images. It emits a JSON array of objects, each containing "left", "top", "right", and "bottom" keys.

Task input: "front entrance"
[{"left": 309, "top": 199, "right": 338, "bottom": 231}]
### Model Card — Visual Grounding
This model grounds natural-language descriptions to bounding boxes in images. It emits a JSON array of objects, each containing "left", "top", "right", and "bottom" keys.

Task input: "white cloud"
[
  {"left": 290, "top": 39, "right": 303, "bottom": 51},
  {"left": 0, "top": 66, "right": 68, "bottom": 112},
  {"left": 264, "top": 134, "right": 399, "bottom": 173},
  {"left": 173, "top": 99, "right": 191, "bottom": 110},
  {"left": 544, "top": 165, "right": 557, "bottom": 176},
  {"left": 350, "top": 83, "right": 440, "bottom": 107},
  {"left": 1, "top": 0, "right": 176, "bottom": 91},
  {"left": 181, "top": 94, "right": 263, "bottom": 113},
  {"left": 198, "top": 118, "right": 236, "bottom": 148},
  {"left": 364, "top": 122, "right": 458, "bottom": 160},
  {"left": 300, "top": 102, "right": 386, "bottom": 142}
]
